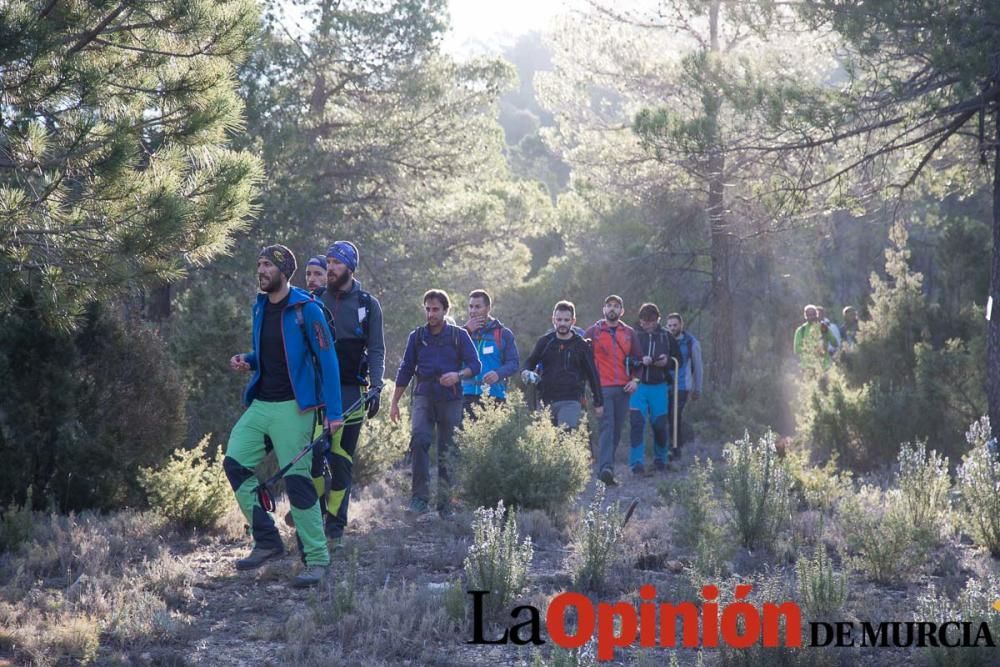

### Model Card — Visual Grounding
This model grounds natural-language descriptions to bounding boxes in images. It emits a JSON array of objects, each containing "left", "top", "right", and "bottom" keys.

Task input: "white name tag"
[
  {"left": 483, "top": 345, "right": 495, "bottom": 354},
  {"left": 358, "top": 307, "right": 367, "bottom": 322}
]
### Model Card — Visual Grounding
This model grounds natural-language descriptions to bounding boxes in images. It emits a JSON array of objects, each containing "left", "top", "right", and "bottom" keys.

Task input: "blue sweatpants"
[{"left": 629, "top": 383, "right": 669, "bottom": 467}]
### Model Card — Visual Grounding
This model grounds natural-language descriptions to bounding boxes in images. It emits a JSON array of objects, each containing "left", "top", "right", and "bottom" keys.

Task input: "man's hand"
[
  {"left": 691, "top": 390, "right": 701, "bottom": 401},
  {"left": 465, "top": 316, "right": 486, "bottom": 333},
  {"left": 594, "top": 405, "right": 604, "bottom": 418},
  {"left": 482, "top": 370, "right": 500, "bottom": 385},
  {"left": 439, "top": 371, "right": 462, "bottom": 387},
  {"left": 624, "top": 379, "right": 639, "bottom": 394},
  {"left": 365, "top": 391, "right": 381, "bottom": 419},
  {"left": 326, "top": 418, "right": 344, "bottom": 432},
  {"left": 230, "top": 354, "right": 250, "bottom": 371},
  {"left": 390, "top": 402, "right": 401, "bottom": 423},
  {"left": 642, "top": 355, "right": 653, "bottom": 366},
  {"left": 653, "top": 354, "right": 668, "bottom": 368}
]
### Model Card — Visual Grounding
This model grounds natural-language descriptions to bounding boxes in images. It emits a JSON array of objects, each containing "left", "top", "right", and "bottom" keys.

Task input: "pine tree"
[{"left": 0, "top": 0, "right": 262, "bottom": 326}]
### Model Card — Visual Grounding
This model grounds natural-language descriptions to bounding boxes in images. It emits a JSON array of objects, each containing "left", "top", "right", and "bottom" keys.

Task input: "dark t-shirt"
[{"left": 256, "top": 294, "right": 295, "bottom": 401}]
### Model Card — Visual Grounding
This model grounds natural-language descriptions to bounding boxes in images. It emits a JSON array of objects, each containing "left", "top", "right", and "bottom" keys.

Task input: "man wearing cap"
[
  {"left": 585, "top": 295, "right": 642, "bottom": 486},
  {"left": 317, "top": 241, "right": 386, "bottom": 546},
  {"left": 305, "top": 255, "right": 328, "bottom": 294},
  {"left": 226, "top": 245, "right": 343, "bottom": 588}
]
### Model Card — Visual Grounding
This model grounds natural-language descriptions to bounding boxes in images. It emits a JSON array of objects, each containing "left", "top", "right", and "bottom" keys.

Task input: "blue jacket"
[
  {"left": 672, "top": 332, "right": 703, "bottom": 393},
  {"left": 462, "top": 318, "right": 519, "bottom": 399},
  {"left": 242, "top": 287, "right": 344, "bottom": 420},
  {"left": 395, "top": 323, "right": 481, "bottom": 401}
]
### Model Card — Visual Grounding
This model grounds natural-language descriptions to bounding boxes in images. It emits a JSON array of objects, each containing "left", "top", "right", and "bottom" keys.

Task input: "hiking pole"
[
  {"left": 671, "top": 357, "right": 680, "bottom": 451},
  {"left": 255, "top": 388, "right": 380, "bottom": 512}
]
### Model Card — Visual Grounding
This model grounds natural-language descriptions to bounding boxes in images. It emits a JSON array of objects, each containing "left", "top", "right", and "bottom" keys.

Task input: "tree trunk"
[
  {"left": 988, "top": 107, "right": 1000, "bottom": 439},
  {"left": 706, "top": 0, "right": 734, "bottom": 389}
]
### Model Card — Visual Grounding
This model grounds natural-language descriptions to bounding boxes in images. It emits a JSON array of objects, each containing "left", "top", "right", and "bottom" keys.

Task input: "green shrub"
[
  {"left": 795, "top": 541, "right": 847, "bottom": 618},
  {"left": 139, "top": 436, "right": 230, "bottom": 530},
  {"left": 464, "top": 500, "right": 533, "bottom": 617},
  {"left": 353, "top": 381, "right": 409, "bottom": 487},
  {"left": 722, "top": 430, "right": 792, "bottom": 550},
  {"left": 895, "top": 440, "right": 952, "bottom": 544},
  {"left": 572, "top": 485, "right": 625, "bottom": 591},
  {"left": 840, "top": 485, "right": 924, "bottom": 584},
  {"left": 957, "top": 417, "right": 1000, "bottom": 557},
  {"left": 787, "top": 451, "right": 852, "bottom": 514},
  {"left": 457, "top": 393, "right": 590, "bottom": 515},
  {"left": 916, "top": 574, "right": 1000, "bottom": 667},
  {"left": 0, "top": 299, "right": 187, "bottom": 512},
  {"left": 662, "top": 457, "right": 731, "bottom": 574},
  {"left": 0, "top": 487, "right": 34, "bottom": 553}
]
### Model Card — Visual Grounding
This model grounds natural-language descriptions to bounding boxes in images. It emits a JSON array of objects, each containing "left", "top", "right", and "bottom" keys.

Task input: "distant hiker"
[
  {"left": 522, "top": 300, "right": 604, "bottom": 428},
  {"left": 305, "top": 255, "right": 328, "bottom": 294},
  {"left": 793, "top": 304, "right": 838, "bottom": 372},
  {"left": 585, "top": 295, "right": 642, "bottom": 487},
  {"left": 390, "top": 289, "right": 481, "bottom": 516},
  {"left": 315, "top": 241, "right": 385, "bottom": 548},
  {"left": 225, "top": 244, "right": 342, "bottom": 588},
  {"left": 665, "top": 312, "right": 702, "bottom": 455},
  {"left": 629, "top": 303, "right": 680, "bottom": 474},
  {"left": 461, "top": 289, "right": 519, "bottom": 419},
  {"left": 841, "top": 306, "right": 859, "bottom": 347},
  {"left": 816, "top": 305, "right": 841, "bottom": 357}
]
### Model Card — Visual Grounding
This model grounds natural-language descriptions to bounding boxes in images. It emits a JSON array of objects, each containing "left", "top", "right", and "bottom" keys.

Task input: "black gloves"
[{"left": 365, "top": 389, "right": 381, "bottom": 419}]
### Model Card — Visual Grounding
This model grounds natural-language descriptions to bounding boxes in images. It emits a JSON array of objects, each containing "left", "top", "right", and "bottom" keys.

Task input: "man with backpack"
[
  {"left": 522, "top": 300, "right": 603, "bottom": 429},
  {"left": 461, "top": 289, "right": 519, "bottom": 418},
  {"left": 315, "top": 241, "right": 385, "bottom": 547},
  {"left": 665, "top": 312, "right": 703, "bottom": 455},
  {"left": 586, "top": 295, "right": 642, "bottom": 486},
  {"left": 225, "top": 244, "right": 343, "bottom": 588},
  {"left": 390, "top": 289, "right": 481, "bottom": 516},
  {"left": 305, "top": 255, "right": 328, "bottom": 293},
  {"left": 629, "top": 303, "right": 681, "bottom": 474}
]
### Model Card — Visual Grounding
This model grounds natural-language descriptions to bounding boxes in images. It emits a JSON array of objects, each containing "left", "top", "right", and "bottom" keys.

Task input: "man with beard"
[
  {"left": 461, "top": 289, "right": 519, "bottom": 419},
  {"left": 665, "top": 313, "right": 703, "bottom": 455},
  {"left": 586, "top": 295, "right": 642, "bottom": 486},
  {"left": 391, "top": 289, "right": 480, "bottom": 516},
  {"left": 226, "top": 245, "right": 343, "bottom": 588},
  {"left": 629, "top": 303, "right": 680, "bottom": 474},
  {"left": 315, "top": 241, "right": 385, "bottom": 546},
  {"left": 304, "top": 255, "right": 328, "bottom": 294},
  {"left": 522, "top": 300, "right": 603, "bottom": 428}
]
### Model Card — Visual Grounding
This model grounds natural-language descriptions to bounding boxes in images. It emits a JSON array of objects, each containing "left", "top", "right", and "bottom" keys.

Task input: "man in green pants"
[{"left": 226, "top": 244, "right": 344, "bottom": 588}]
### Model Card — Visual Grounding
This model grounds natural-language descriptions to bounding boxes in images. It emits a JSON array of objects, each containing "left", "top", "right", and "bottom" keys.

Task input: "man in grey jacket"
[{"left": 317, "top": 241, "right": 386, "bottom": 546}]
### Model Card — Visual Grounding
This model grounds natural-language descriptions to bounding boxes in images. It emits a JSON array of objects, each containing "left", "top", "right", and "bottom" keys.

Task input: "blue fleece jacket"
[
  {"left": 395, "top": 323, "right": 481, "bottom": 401},
  {"left": 242, "top": 287, "right": 344, "bottom": 420},
  {"left": 461, "top": 318, "right": 519, "bottom": 399}
]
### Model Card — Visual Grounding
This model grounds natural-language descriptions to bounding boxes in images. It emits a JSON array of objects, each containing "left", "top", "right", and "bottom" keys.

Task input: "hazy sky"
[{"left": 443, "top": 0, "right": 583, "bottom": 55}]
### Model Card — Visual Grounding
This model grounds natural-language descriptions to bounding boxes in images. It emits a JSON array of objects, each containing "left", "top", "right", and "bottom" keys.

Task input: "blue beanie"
[
  {"left": 307, "top": 255, "right": 327, "bottom": 270},
  {"left": 326, "top": 241, "right": 358, "bottom": 272}
]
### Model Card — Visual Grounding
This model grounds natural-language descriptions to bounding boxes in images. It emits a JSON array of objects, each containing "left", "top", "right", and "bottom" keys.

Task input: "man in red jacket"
[{"left": 585, "top": 295, "right": 641, "bottom": 486}]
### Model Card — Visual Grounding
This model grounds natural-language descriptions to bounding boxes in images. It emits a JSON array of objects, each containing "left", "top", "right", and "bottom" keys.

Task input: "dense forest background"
[{"left": 1, "top": 0, "right": 995, "bottom": 511}]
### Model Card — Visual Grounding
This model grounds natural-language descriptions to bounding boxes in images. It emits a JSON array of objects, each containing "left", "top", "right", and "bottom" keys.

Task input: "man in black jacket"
[
  {"left": 522, "top": 300, "right": 604, "bottom": 428},
  {"left": 629, "top": 303, "right": 680, "bottom": 474}
]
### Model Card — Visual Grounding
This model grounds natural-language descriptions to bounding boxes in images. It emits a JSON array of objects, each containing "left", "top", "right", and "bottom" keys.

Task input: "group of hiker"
[
  {"left": 793, "top": 304, "right": 859, "bottom": 371},
  {"left": 225, "top": 242, "right": 703, "bottom": 587}
]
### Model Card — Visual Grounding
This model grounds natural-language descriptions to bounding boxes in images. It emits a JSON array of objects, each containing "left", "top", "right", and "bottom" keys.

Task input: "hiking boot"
[
  {"left": 235, "top": 545, "right": 284, "bottom": 571},
  {"left": 290, "top": 564, "right": 328, "bottom": 588},
  {"left": 631, "top": 464, "right": 645, "bottom": 476},
  {"left": 407, "top": 497, "right": 430, "bottom": 515},
  {"left": 438, "top": 501, "right": 454, "bottom": 518},
  {"left": 328, "top": 536, "right": 344, "bottom": 552},
  {"left": 599, "top": 468, "right": 617, "bottom": 487},
  {"left": 653, "top": 460, "right": 667, "bottom": 472}
]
